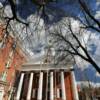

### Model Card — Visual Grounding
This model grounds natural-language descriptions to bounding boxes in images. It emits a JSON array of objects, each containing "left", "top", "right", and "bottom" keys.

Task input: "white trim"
[{"left": 21, "top": 64, "right": 73, "bottom": 71}]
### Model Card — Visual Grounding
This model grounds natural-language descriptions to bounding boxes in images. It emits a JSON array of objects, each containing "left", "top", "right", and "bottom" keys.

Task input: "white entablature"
[{"left": 20, "top": 62, "right": 74, "bottom": 71}]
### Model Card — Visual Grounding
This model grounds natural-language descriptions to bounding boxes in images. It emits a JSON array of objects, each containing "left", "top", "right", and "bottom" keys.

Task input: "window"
[
  {"left": 5, "top": 51, "right": 13, "bottom": 68},
  {"left": 5, "top": 59, "right": 11, "bottom": 68},
  {"left": 57, "top": 72, "right": 60, "bottom": 83},
  {"left": 57, "top": 88, "right": 60, "bottom": 98},
  {"left": 0, "top": 41, "right": 6, "bottom": 48},
  {"left": 0, "top": 41, "right": 3, "bottom": 48},
  {"left": 32, "top": 89, "right": 35, "bottom": 98},
  {"left": 0, "top": 71, "right": 7, "bottom": 82},
  {"left": 32, "top": 89, "right": 37, "bottom": 98},
  {"left": 59, "top": 88, "right": 62, "bottom": 98},
  {"left": 57, "top": 88, "right": 62, "bottom": 98}
]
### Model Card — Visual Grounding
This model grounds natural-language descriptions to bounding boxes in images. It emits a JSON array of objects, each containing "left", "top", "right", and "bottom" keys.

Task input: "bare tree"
[
  {"left": 50, "top": 0, "right": 100, "bottom": 73},
  {"left": 50, "top": 18, "right": 100, "bottom": 74},
  {"left": 0, "top": 0, "right": 44, "bottom": 55},
  {"left": 77, "top": 0, "right": 100, "bottom": 33},
  {"left": 0, "top": 0, "right": 30, "bottom": 50},
  {"left": 0, "top": 0, "right": 99, "bottom": 72}
]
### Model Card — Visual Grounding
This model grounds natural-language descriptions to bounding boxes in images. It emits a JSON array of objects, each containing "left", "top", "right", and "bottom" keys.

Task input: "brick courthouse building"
[
  {"left": 0, "top": 25, "right": 79, "bottom": 100},
  {"left": 15, "top": 63, "right": 79, "bottom": 100},
  {"left": 14, "top": 46, "right": 79, "bottom": 100}
]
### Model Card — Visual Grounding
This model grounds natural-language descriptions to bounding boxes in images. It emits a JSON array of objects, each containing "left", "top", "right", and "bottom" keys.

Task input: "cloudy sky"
[{"left": 0, "top": 0, "right": 100, "bottom": 83}]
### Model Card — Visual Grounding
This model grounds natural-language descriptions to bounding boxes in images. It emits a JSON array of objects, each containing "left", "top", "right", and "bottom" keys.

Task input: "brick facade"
[{"left": 0, "top": 25, "right": 26, "bottom": 100}]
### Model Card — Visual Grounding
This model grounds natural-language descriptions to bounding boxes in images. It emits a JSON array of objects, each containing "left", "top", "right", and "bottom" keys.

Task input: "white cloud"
[
  {"left": 71, "top": 20, "right": 79, "bottom": 32},
  {"left": 96, "top": 72, "right": 100, "bottom": 77},
  {"left": 4, "top": 5, "right": 13, "bottom": 18},
  {"left": 75, "top": 56, "right": 90, "bottom": 70}
]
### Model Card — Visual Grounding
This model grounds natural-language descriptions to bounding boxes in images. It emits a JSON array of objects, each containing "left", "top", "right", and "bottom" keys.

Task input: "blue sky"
[{"left": 75, "top": 65, "right": 100, "bottom": 83}]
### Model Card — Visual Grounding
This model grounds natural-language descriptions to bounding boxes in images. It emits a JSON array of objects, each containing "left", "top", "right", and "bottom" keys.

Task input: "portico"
[{"left": 15, "top": 63, "right": 79, "bottom": 100}]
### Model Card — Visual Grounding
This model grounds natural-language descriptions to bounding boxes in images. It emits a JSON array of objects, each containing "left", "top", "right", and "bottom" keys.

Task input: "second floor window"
[{"left": 0, "top": 71, "right": 7, "bottom": 82}]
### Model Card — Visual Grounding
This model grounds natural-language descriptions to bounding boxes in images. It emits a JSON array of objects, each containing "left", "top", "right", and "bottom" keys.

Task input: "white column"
[
  {"left": 61, "top": 71, "right": 66, "bottom": 100},
  {"left": 71, "top": 71, "right": 79, "bottom": 100},
  {"left": 50, "top": 72, "right": 54, "bottom": 100},
  {"left": 37, "top": 72, "right": 43, "bottom": 100},
  {"left": 16, "top": 73, "right": 25, "bottom": 100},
  {"left": 27, "top": 73, "right": 34, "bottom": 100}
]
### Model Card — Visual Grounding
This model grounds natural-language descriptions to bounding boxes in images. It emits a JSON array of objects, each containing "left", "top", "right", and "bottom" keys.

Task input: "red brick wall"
[
  {"left": 65, "top": 72, "right": 73, "bottom": 100},
  {"left": 0, "top": 26, "right": 26, "bottom": 100},
  {"left": 0, "top": 36, "right": 25, "bottom": 82}
]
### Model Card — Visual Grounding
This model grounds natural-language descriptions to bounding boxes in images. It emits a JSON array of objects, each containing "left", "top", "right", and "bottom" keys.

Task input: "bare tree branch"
[
  {"left": 78, "top": 0, "right": 100, "bottom": 32},
  {"left": 51, "top": 18, "right": 100, "bottom": 74}
]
